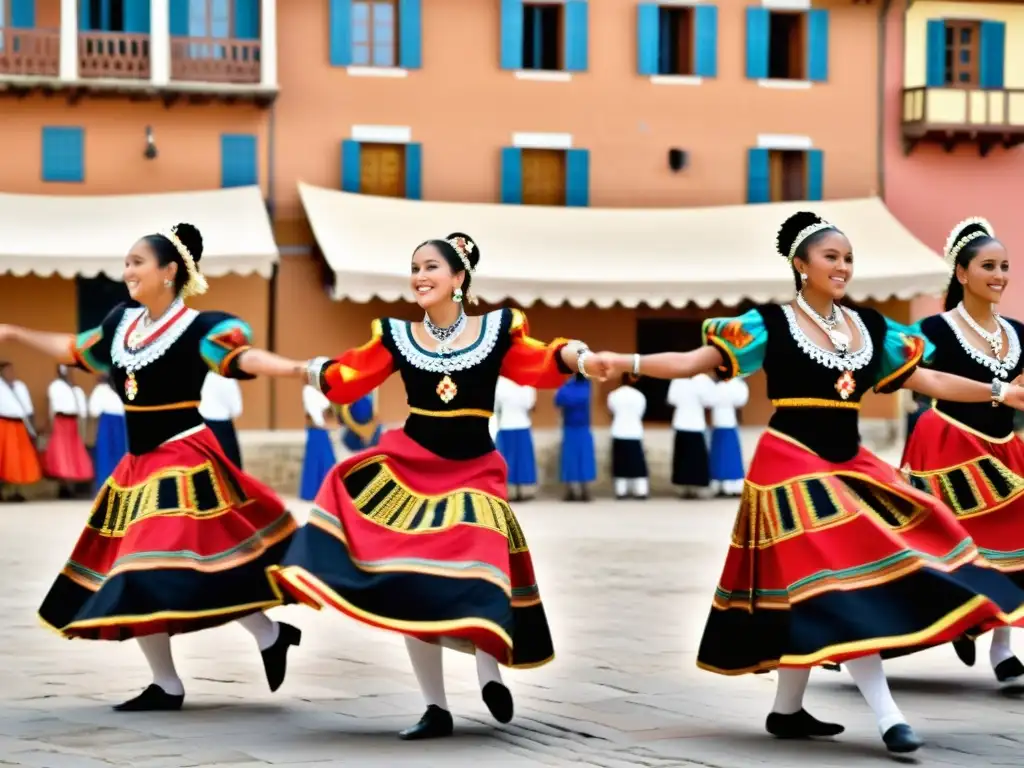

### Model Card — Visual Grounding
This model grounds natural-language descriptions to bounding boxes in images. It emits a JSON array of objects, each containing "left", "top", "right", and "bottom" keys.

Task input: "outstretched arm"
[
  {"left": 601, "top": 347, "right": 724, "bottom": 381},
  {"left": 0, "top": 325, "right": 75, "bottom": 363},
  {"left": 237, "top": 348, "right": 307, "bottom": 378},
  {"left": 905, "top": 368, "right": 1024, "bottom": 409}
]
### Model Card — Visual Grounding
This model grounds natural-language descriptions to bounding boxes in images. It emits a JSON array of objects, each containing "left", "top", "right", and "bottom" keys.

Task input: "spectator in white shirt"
[
  {"left": 494, "top": 376, "right": 537, "bottom": 502},
  {"left": 607, "top": 374, "right": 649, "bottom": 500},
  {"left": 88, "top": 373, "right": 127, "bottom": 493},
  {"left": 0, "top": 361, "right": 41, "bottom": 502},
  {"left": 667, "top": 373, "right": 715, "bottom": 499},
  {"left": 43, "top": 365, "right": 94, "bottom": 498},
  {"left": 200, "top": 373, "right": 244, "bottom": 468},
  {"left": 707, "top": 378, "right": 749, "bottom": 497},
  {"left": 300, "top": 384, "right": 337, "bottom": 501}
]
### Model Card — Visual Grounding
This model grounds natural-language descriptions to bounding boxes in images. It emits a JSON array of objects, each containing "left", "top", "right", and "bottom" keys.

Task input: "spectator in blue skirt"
[
  {"left": 494, "top": 376, "right": 538, "bottom": 502},
  {"left": 300, "top": 384, "right": 337, "bottom": 501},
  {"left": 555, "top": 373, "right": 596, "bottom": 502},
  {"left": 707, "top": 378, "right": 748, "bottom": 498},
  {"left": 87, "top": 373, "right": 126, "bottom": 493}
]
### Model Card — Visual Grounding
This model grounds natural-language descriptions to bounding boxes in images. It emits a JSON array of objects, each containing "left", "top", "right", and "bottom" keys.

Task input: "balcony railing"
[
  {"left": 0, "top": 28, "right": 59, "bottom": 77},
  {"left": 79, "top": 31, "right": 150, "bottom": 79},
  {"left": 903, "top": 86, "right": 1024, "bottom": 131},
  {"left": 170, "top": 37, "right": 261, "bottom": 84}
]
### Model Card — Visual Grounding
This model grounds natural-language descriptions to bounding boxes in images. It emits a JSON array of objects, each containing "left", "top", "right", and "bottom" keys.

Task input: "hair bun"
[
  {"left": 446, "top": 231, "right": 480, "bottom": 269},
  {"left": 776, "top": 211, "right": 824, "bottom": 259},
  {"left": 173, "top": 222, "right": 204, "bottom": 264}
]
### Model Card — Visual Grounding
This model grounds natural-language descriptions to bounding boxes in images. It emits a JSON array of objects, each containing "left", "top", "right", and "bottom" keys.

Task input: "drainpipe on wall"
[{"left": 877, "top": 0, "right": 894, "bottom": 200}]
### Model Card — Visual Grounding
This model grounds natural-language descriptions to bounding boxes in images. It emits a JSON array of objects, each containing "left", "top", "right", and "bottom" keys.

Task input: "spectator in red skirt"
[{"left": 43, "top": 365, "right": 93, "bottom": 499}]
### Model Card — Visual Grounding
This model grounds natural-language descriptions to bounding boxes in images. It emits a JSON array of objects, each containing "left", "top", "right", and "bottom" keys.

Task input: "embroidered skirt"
[
  {"left": 43, "top": 414, "right": 93, "bottom": 482},
  {"left": 204, "top": 418, "right": 242, "bottom": 469},
  {"left": 496, "top": 427, "right": 538, "bottom": 486},
  {"left": 300, "top": 426, "right": 337, "bottom": 501},
  {"left": 697, "top": 430, "right": 1024, "bottom": 676},
  {"left": 38, "top": 427, "right": 296, "bottom": 640},
  {"left": 92, "top": 413, "right": 127, "bottom": 494},
  {"left": 271, "top": 429, "right": 554, "bottom": 668},
  {"left": 0, "top": 417, "right": 41, "bottom": 485}
]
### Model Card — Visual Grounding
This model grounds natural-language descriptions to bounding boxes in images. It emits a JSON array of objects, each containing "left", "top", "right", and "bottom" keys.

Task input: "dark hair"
[
  {"left": 415, "top": 232, "right": 481, "bottom": 299},
  {"left": 943, "top": 221, "right": 999, "bottom": 311},
  {"left": 143, "top": 223, "right": 204, "bottom": 296},
  {"left": 776, "top": 211, "right": 841, "bottom": 292}
]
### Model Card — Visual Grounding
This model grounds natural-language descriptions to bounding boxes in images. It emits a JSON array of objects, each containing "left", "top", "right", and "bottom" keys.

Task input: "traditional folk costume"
[
  {"left": 339, "top": 390, "right": 382, "bottom": 453},
  {"left": 43, "top": 370, "right": 94, "bottom": 495},
  {"left": 667, "top": 374, "right": 715, "bottom": 498},
  {"left": 901, "top": 307, "right": 1024, "bottom": 686},
  {"left": 697, "top": 300, "right": 1024, "bottom": 750},
  {"left": 0, "top": 372, "right": 41, "bottom": 501},
  {"left": 708, "top": 378, "right": 749, "bottom": 497},
  {"left": 606, "top": 381, "right": 649, "bottom": 499},
  {"left": 88, "top": 377, "right": 127, "bottom": 494},
  {"left": 38, "top": 298, "right": 300, "bottom": 711},
  {"left": 555, "top": 374, "right": 597, "bottom": 502},
  {"left": 271, "top": 307, "right": 576, "bottom": 738},
  {"left": 494, "top": 376, "right": 538, "bottom": 501},
  {"left": 199, "top": 372, "right": 244, "bottom": 469},
  {"left": 300, "top": 384, "right": 337, "bottom": 502}
]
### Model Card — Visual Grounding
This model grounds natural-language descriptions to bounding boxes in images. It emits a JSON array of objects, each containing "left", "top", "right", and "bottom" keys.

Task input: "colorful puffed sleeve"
[
  {"left": 199, "top": 312, "right": 257, "bottom": 380},
  {"left": 318, "top": 319, "right": 396, "bottom": 405},
  {"left": 873, "top": 317, "right": 933, "bottom": 394},
  {"left": 701, "top": 308, "right": 768, "bottom": 380},
  {"left": 499, "top": 308, "right": 574, "bottom": 389},
  {"left": 68, "top": 303, "right": 125, "bottom": 375}
]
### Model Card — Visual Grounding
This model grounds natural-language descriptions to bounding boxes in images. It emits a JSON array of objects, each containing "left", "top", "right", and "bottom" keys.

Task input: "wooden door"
[
  {"left": 945, "top": 20, "right": 980, "bottom": 87},
  {"left": 521, "top": 149, "right": 566, "bottom": 206},
  {"left": 360, "top": 143, "right": 406, "bottom": 197}
]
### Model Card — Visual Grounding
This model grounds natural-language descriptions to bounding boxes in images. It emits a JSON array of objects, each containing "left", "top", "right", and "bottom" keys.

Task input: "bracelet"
[
  {"left": 576, "top": 348, "right": 592, "bottom": 379},
  {"left": 306, "top": 356, "right": 330, "bottom": 391},
  {"left": 632, "top": 353, "right": 641, "bottom": 378},
  {"left": 992, "top": 378, "right": 1009, "bottom": 407}
]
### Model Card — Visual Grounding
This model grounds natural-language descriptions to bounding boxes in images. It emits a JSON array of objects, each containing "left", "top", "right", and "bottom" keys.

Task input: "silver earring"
[
  {"left": 800, "top": 273, "right": 808, "bottom": 281},
  {"left": 163, "top": 279, "right": 174, "bottom": 289},
  {"left": 452, "top": 287, "right": 464, "bottom": 303}
]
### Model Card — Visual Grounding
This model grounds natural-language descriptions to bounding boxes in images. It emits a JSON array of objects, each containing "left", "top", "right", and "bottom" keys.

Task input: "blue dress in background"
[{"left": 555, "top": 375, "right": 596, "bottom": 484}]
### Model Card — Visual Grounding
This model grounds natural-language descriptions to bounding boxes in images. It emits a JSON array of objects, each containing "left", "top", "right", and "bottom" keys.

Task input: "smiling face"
[
  {"left": 958, "top": 240, "right": 1009, "bottom": 306},
  {"left": 410, "top": 243, "right": 463, "bottom": 310},
  {"left": 795, "top": 230, "right": 853, "bottom": 301},
  {"left": 124, "top": 238, "right": 177, "bottom": 304}
]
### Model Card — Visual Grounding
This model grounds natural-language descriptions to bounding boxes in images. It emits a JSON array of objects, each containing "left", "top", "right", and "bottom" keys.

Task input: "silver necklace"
[
  {"left": 796, "top": 292, "right": 850, "bottom": 354},
  {"left": 423, "top": 310, "right": 467, "bottom": 356},
  {"left": 956, "top": 301, "right": 1003, "bottom": 357},
  {"left": 127, "top": 298, "right": 184, "bottom": 349}
]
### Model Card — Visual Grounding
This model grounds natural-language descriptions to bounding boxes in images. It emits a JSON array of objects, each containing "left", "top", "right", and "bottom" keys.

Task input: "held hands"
[
  {"left": 1004, "top": 383, "right": 1024, "bottom": 411},
  {"left": 581, "top": 352, "right": 616, "bottom": 382}
]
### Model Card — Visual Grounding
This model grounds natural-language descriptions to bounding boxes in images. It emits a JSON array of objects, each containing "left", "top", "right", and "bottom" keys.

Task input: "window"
[
  {"left": 340, "top": 139, "right": 422, "bottom": 199},
  {"left": 521, "top": 149, "right": 566, "bottom": 205},
  {"left": 188, "top": 0, "right": 230, "bottom": 58},
  {"left": 747, "top": 147, "right": 823, "bottom": 204},
  {"left": 522, "top": 3, "right": 562, "bottom": 70},
  {"left": 925, "top": 20, "right": 1004, "bottom": 90},
  {"left": 352, "top": 0, "right": 397, "bottom": 67},
  {"left": 767, "top": 12, "right": 803, "bottom": 80},
  {"left": 220, "top": 134, "right": 258, "bottom": 188},
  {"left": 84, "top": 0, "right": 125, "bottom": 31},
  {"left": 501, "top": 0, "right": 587, "bottom": 73},
  {"left": 634, "top": 318, "right": 703, "bottom": 424},
  {"left": 501, "top": 146, "right": 589, "bottom": 206},
  {"left": 944, "top": 20, "right": 979, "bottom": 86},
  {"left": 769, "top": 150, "right": 805, "bottom": 202},
  {"left": 41, "top": 127, "right": 85, "bottom": 183},
  {"left": 745, "top": 8, "right": 828, "bottom": 83},
  {"left": 657, "top": 7, "right": 694, "bottom": 76}
]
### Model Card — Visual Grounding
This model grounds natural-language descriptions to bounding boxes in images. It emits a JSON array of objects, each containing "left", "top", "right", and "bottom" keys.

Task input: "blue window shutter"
[
  {"left": 399, "top": 0, "right": 422, "bottom": 68},
  {"left": 746, "top": 148, "right": 769, "bottom": 204},
  {"left": 693, "top": 6, "right": 718, "bottom": 78},
  {"left": 925, "top": 20, "right": 945, "bottom": 87},
  {"left": 501, "top": 147, "right": 523, "bottom": 204},
  {"left": 169, "top": 0, "right": 189, "bottom": 36},
  {"left": 745, "top": 7, "right": 769, "bottom": 80},
  {"left": 234, "top": 0, "right": 259, "bottom": 40},
  {"left": 11, "top": 0, "right": 36, "bottom": 28},
  {"left": 123, "top": 0, "right": 151, "bottom": 33},
  {"left": 220, "top": 134, "right": 258, "bottom": 188},
  {"left": 806, "top": 9, "right": 828, "bottom": 82},
  {"left": 806, "top": 149, "right": 823, "bottom": 201},
  {"left": 979, "top": 21, "right": 1006, "bottom": 89},
  {"left": 42, "top": 127, "right": 85, "bottom": 183},
  {"left": 500, "top": 0, "right": 524, "bottom": 70},
  {"left": 566, "top": 149, "right": 590, "bottom": 207},
  {"left": 342, "top": 140, "right": 361, "bottom": 192},
  {"left": 79, "top": 0, "right": 91, "bottom": 29},
  {"left": 637, "top": 4, "right": 659, "bottom": 75},
  {"left": 330, "top": 0, "right": 353, "bottom": 66},
  {"left": 563, "top": 1, "right": 588, "bottom": 72},
  {"left": 405, "top": 143, "right": 422, "bottom": 200}
]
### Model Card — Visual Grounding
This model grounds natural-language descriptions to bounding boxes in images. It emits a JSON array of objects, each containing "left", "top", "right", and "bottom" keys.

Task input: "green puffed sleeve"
[
  {"left": 702, "top": 308, "right": 767, "bottom": 380},
  {"left": 874, "top": 317, "right": 933, "bottom": 394}
]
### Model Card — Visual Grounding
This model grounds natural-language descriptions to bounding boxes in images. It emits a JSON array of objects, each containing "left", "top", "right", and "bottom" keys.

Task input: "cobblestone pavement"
[{"left": 2, "top": 496, "right": 1023, "bottom": 767}]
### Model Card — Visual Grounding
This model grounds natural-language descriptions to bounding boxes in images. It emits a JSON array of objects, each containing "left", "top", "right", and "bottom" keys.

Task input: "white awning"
[
  {"left": 0, "top": 186, "right": 278, "bottom": 279},
  {"left": 299, "top": 182, "right": 947, "bottom": 309}
]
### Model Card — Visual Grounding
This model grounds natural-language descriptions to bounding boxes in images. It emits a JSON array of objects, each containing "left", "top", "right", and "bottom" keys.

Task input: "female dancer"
[
  {"left": 597, "top": 211, "right": 1024, "bottom": 754},
  {"left": 270, "top": 233, "right": 603, "bottom": 740},
  {"left": 900, "top": 217, "right": 1024, "bottom": 686},
  {"left": 0, "top": 223, "right": 304, "bottom": 711}
]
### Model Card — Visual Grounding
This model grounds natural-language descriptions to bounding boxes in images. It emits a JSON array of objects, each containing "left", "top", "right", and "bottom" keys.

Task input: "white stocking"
[
  {"left": 845, "top": 654, "right": 906, "bottom": 734},
  {"left": 137, "top": 633, "right": 184, "bottom": 696},
  {"left": 991, "top": 627, "right": 1015, "bottom": 667},
  {"left": 475, "top": 649, "right": 504, "bottom": 689},
  {"left": 632, "top": 478, "right": 649, "bottom": 497},
  {"left": 613, "top": 478, "right": 628, "bottom": 497},
  {"left": 771, "top": 668, "right": 809, "bottom": 715},
  {"left": 405, "top": 636, "right": 448, "bottom": 711},
  {"left": 236, "top": 612, "right": 280, "bottom": 651}
]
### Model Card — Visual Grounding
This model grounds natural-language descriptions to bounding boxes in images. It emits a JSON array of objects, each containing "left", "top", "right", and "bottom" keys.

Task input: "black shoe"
[
  {"left": 579, "top": 489, "right": 591, "bottom": 502},
  {"left": 563, "top": 489, "right": 577, "bottom": 502},
  {"left": 113, "top": 683, "right": 184, "bottom": 712},
  {"left": 882, "top": 723, "right": 923, "bottom": 753},
  {"left": 766, "top": 709, "right": 845, "bottom": 739},
  {"left": 615, "top": 494, "right": 627, "bottom": 500},
  {"left": 482, "top": 681, "right": 514, "bottom": 724},
  {"left": 261, "top": 622, "right": 301, "bottom": 692},
  {"left": 994, "top": 656, "right": 1024, "bottom": 690},
  {"left": 953, "top": 635, "right": 976, "bottom": 667},
  {"left": 398, "top": 705, "right": 454, "bottom": 740},
  {"left": 822, "top": 662, "right": 842, "bottom": 672}
]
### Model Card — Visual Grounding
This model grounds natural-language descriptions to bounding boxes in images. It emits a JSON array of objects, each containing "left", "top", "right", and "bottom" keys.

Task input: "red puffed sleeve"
[
  {"left": 319, "top": 319, "right": 396, "bottom": 405},
  {"left": 499, "top": 308, "right": 574, "bottom": 389}
]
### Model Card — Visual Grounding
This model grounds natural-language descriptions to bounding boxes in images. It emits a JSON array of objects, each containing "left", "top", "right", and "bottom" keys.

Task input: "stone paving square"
[{"left": 1, "top": 496, "right": 1022, "bottom": 766}]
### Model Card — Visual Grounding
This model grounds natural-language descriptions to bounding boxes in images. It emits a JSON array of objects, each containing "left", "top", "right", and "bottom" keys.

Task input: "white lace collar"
[
  {"left": 940, "top": 311, "right": 1020, "bottom": 380},
  {"left": 110, "top": 303, "right": 199, "bottom": 374},
  {"left": 390, "top": 310, "right": 503, "bottom": 373},
  {"left": 781, "top": 304, "right": 874, "bottom": 371}
]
